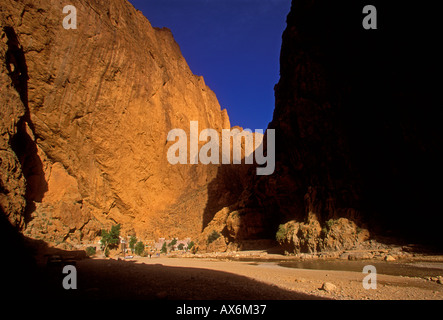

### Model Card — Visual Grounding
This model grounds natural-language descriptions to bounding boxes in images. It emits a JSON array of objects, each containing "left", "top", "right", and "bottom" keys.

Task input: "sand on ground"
[{"left": 68, "top": 256, "right": 443, "bottom": 300}]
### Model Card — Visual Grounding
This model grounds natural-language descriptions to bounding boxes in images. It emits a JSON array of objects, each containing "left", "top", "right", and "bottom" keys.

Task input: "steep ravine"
[{"left": 1, "top": 0, "right": 442, "bottom": 257}]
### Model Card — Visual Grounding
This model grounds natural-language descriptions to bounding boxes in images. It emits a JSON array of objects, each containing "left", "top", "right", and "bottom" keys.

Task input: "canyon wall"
[
  {"left": 0, "top": 0, "right": 250, "bottom": 246},
  {"left": 227, "top": 0, "right": 443, "bottom": 251},
  {"left": 2, "top": 0, "right": 442, "bottom": 253}
]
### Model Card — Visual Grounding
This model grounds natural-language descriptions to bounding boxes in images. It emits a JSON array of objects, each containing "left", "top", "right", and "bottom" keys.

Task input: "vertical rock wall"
[
  {"left": 243, "top": 0, "right": 443, "bottom": 250},
  {"left": 0, "top": 0, "right": 245, "bottom": 244}
]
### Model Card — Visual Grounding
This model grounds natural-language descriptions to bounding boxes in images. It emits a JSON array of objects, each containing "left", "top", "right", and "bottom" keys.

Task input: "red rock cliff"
[{"left": 0, "top": 0, "right": 248, "bottom": 245}]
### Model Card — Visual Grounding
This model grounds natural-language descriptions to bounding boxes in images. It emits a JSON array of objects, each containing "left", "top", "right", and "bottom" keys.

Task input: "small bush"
[
  {"left": 207, "top": 230, "right": 220, "bottom": 244},
  {"left": 276, "top": 224, "right": 288, "bottom": 242},
  {"left": 85, "top": 246, "right": 96, "bottom": 256},
  {"left": 168, "top": 238, "right": 177, "bottom": 247},
  {"left": 188, "top": 241, "right": 194, "bottom": 250}
]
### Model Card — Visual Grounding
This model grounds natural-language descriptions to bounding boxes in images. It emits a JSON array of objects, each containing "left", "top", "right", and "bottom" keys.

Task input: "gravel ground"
[{"left": 48, "top": 256, "right": 442, "bottom": 300}]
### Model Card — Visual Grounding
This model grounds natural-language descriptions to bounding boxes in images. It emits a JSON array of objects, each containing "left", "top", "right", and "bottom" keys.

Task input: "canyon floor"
[{"left": 38, "top": 251, "right": 443, "bottom": 300}]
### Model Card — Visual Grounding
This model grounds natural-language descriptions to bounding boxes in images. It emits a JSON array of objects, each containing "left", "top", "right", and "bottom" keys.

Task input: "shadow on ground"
[
  {"left": 0, "top": 207, "right": 325, "bottom": 300},
  {"left": 40, "top": 257, "right": 328, "bottom": 300}
]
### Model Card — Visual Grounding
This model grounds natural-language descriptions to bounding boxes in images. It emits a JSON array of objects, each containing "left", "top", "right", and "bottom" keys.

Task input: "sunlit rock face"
[{"left": 1, "top": 0, "right": 253, "bottom": 245}]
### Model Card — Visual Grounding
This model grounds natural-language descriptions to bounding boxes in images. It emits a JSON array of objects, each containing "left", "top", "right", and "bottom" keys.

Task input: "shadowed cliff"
[{"left": 230, "top": 0, "right": 443, "bottom": 250}]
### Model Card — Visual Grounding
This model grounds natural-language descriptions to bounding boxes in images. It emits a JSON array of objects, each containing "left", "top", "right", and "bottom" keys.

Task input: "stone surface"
[
  {"left": 0, "top": 0, "right": 250, "bottom": 244},
  {"left": 0, "top": 23, "right": 27, "bottom": 229},
  {"left": 216, "top": 0, "right": 443, "bottom": 252},
  {"left": 320, "top": 282, "right": 336, "bottom": 292}
]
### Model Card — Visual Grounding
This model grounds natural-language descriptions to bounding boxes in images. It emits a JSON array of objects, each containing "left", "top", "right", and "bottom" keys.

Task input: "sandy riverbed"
[{"left": 64, "top": 255, "right": 443, "bottom": 300}]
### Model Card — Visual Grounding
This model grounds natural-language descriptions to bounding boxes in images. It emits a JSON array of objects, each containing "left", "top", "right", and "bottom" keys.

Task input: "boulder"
[
  {"left": 320, "top": 282, "right": 337, "bottom": 292},
  {"left": 384, "top": 255, "right": 396, "bottom": 262}
]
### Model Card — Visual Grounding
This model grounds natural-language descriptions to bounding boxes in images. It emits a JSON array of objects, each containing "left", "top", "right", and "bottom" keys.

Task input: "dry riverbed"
[
  {"left": 128, "top": 255, "right": 443, "bottom": 300},
  {"left": 38, "top": 248, "right": 443, "bottom": 300}
]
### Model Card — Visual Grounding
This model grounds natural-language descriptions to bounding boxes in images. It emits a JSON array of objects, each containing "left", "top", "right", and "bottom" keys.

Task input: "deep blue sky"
[{"left": 128, "top": 0, "right": 291, "bottom": 130}]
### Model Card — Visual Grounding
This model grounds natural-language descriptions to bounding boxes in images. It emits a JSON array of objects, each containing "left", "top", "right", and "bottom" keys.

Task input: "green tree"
[
  {"left": 177, "top": 243, "right": 184, "bottom": 251},
  {"left": 168, "top": 238, "right": 177, "bottom": 248},
  {"left": 187, "top": 241, "right": 194, "bottom": 251},
  {"left": 276, "top": 224, "right": 287, "bottom": 242},
  {"left": 129, "top": 235, "right": 137, "bottom": 253},
  {"left": 161, "top": 242, "right": 167, "bottom": 254},
  {"left": 100, "top": 224, "right": 121, "bottom": 256},
  {"left": 135, "top": 241, "right": 145, "bottom": 256}
]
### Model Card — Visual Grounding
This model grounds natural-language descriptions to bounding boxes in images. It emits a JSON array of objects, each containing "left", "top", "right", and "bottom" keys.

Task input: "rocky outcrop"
[
  {"left": 0, "top": 25, "right": 28, "bottom": 230},
  {"left": 276, "top": 217, "right": 370, "bottom": 254},
  {"left": 0, "top": 0, "right": 250, "bottom": 245}
]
